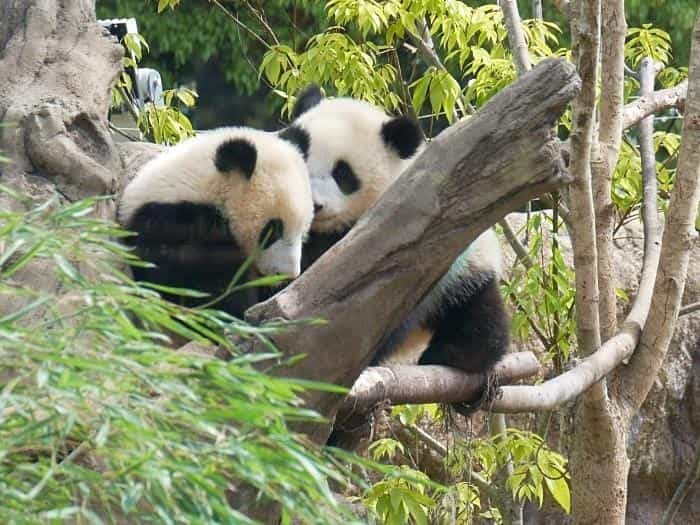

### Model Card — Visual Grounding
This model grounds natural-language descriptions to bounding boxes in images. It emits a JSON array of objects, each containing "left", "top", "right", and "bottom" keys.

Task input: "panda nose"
[{"left": 313, "top": 203, "right": 324, "bottom": 213}]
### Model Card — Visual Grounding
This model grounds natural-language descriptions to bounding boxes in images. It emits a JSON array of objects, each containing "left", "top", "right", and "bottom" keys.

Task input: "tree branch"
[
  {"left": 336, "top": 352, "right": 540, "bottom": 422},
  {"left": 621, "top": 81, "right": 688, "bottom": 130},
  {"left": 493, "top": 13, "right": 698, "bottom": 415},
  {"left": 680, "top": 301, "right": 700, "bottom": 316},
  {"left": 245, "top": 59, "right": 579, "bottom": 442},
  {"left": 592, "top": 0, "right": 626, "bottom": 341},
  {"left": 499, "top": 218, "right": 535, "bottom": 269},
  {"left": 638, "top": 57, "right": 662, "bottom": 257},
  {"left": 617, "top": 12, "right": 700, "bottom": 415},
  {"left": 532, "top": 0, "right": 543, "bottom": 20},
  {"left": 568, "top": 0, "right": 602, "bottom": 364},
  {"left": 501, "top": 0, "right": 532, "bottom": 76}
]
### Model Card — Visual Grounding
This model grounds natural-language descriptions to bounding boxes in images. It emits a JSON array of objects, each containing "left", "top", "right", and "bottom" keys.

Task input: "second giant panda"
[
  {"left": 118, "top": 127, "right": 313, "bottom": 318},
  {"left": 286, "top": 86, "right": 510, "bottom": 378}
]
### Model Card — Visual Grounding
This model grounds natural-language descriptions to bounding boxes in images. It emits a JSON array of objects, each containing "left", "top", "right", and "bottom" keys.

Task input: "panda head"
[
  {"left": 282, "top": 86, "right": 424, "bottom": 233},
  {"left": 119, "top": 127, "right": 313, "bottom": 278}
]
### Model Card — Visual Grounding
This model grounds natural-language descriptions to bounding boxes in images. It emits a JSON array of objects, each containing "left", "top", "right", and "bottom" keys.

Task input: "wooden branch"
[
  {"left": 499, "top": 218, "right": 535, "bottom": 269},
  {"left": 592, "top": 0, "right": 627, "bottom": 341},
  {"left": 245, "top": 58, "right": 579, "bottom": 442},
  {"left": 680, "top": 301, "right": 700, "bottom": 316},
  {"left": 336, "top": 352, "right": 540, "bottom": 421},
  {"left": 491, "top": 14, "right": 699, "bottom": 414},
  {"left": 532, "top": 0, "right": 543, "bottom": 20},
  {"left": 621, "top": 81, "right": 688, "bottom": 130},
  {"left": 638, "top": 57, "right": 662, "bottom": 258},
  {"left": 618, "top": 13, "right": 700, "bottom": 415},
  {"left": 492, "top": 326, "right": 641, "bottom": 413},
  {"left": 568, "top": 0, "right": 602, "bottom": 356},
  {"left": 501, "top": 0, "right": 532, "bottom": 76}
]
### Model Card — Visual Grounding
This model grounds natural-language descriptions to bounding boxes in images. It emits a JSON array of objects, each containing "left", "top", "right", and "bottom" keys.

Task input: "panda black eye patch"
[
  {"left": 332, "top": 160, "right": 361, "bottom": 195},
  {"left": 259, "top": 218, "right": 284, "bottom": 249}
]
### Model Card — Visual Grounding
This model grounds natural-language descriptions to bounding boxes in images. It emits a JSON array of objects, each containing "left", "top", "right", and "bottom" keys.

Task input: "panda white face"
[
  {"left": 119, "top": 127, "right": 313, "bottom": 278},
  {"left": 288, "top": 91, "right": 424, "bottom": 233}
]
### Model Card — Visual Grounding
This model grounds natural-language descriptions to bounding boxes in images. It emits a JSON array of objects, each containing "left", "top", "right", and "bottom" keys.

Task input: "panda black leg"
[{"left": 418, "top": 276, "right": 510, "bottom": 374}]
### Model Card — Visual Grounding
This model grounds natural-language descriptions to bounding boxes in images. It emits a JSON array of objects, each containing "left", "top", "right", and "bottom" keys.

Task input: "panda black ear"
[
  {"left": 214, "top": 139, "right": 257, "bottom": 179},
  {"left": 381, "top": 115, "right": 424, "bottom": 160},
  {"left": 291, "top": 85, "right": 324, "bottom": 120},
  {"left": 278, "top": 125, "right": 310, "bottom": 160}
]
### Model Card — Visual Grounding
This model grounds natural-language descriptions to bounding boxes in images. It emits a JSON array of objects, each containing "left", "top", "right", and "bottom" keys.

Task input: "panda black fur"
[
  {"left": 118, "top": 127, "right": 313, "bottom": 318},
  {"left": 287, "top": 86, "right": 510, "bottom": 376}
]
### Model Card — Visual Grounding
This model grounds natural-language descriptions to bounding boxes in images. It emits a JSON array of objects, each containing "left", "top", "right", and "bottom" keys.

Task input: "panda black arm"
[{"left": 418, "top": 275, "right": 510, "bottom": 374}]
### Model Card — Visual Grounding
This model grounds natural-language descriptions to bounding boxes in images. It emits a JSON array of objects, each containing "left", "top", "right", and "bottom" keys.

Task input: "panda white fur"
[
  {"left": 285, "top": 86, "right": 509, "bottom": 376},
  {"left": 118, "top": 127, "right": 313, "bottom": 317}
]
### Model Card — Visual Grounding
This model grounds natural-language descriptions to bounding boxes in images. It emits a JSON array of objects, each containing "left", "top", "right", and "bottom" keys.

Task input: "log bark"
[
  {"left": 337, "top": 352, "right": 540, "bottom": 421},
  {"left": 245, "top": 58, "right": 580, "bottom": 443}
]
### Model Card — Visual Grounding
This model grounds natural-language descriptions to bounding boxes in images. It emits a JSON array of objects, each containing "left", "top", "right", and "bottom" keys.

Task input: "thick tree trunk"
[{"left": 246, "top": 58, "right": 580, "bottom": 443}]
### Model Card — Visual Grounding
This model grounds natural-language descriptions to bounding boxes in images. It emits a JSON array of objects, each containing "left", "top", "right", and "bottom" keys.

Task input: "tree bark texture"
[
  {"left": 246, "top": 58, "right": 580, "bottom": 443},
  {"left": 592, "top": 0, "right": 626, "bottom": 342},
  {"left": 501, "top": 0, "right": 531, "bottom": 76},
  {"left": 621, "top": 81, "right": 687, "bottom": 130},
  {"left": 567, "top": 0, "right": 602, "bottom": 358},
  {"left": 618, "top": 11, "right": 700, "bottom": 416},
  {"left": 336, "top": 352, "right": 540, "bottom": 422}
]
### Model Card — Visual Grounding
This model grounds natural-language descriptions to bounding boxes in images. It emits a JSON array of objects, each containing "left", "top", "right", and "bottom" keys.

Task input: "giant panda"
[
  {"left": 118, "top": 127, "right": 313, "bottom": 318},
  {"left": 285, "top": 86, "right": 510, "bottom": 380}
]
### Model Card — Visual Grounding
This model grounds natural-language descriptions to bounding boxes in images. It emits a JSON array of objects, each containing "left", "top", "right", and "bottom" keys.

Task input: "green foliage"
[
  {"left": 433, "top": 481, "right": 492, "bottom": 524},
  {"left": 137, "top": 87, "right": 199, "bottom": 145},
  {"left": 391, "top": 403, "right": 439, "bottom": 426},
  {"left": 0, "top": 188, "right": 361, "bottom": 524},
  {"left": 410, "top": 67, "right": 463, "bottom": 123},
  {"left": 501, "top": 212, "right": 577, "bottom": 366},
  {"left": 261, "top": 35, "right": 401, "bottom": 119},
  {"left": 657, "top": 65, "right": 689, "bottom": 89},
  {"left": 369, "top": 438, "right": 405, "bottom": 462},
  {"left": 365, "top": 413, "right": 571, "bottom": 521},
  {"left": 465, "top": 429, "right": 570, "bottom": 514},
  {"left": 625, "top": 24, "right": 673, "bottom": 67},
  {"left": 612, "top": 128, "right": 682, "bottom": 234},
  {"left": 155, "top": 0, "right": 181, "bottom": 12},
  {"left": 111, "top": 32, "right": 149, "bottom": 109},
  {"left": 260, "top": 1, "right": 563, "bottom": 127},
  {"left": 362, "top": 466, "right": 435, "bottom": 525},
  {"left": 109, "top": 28, "right": 198, "bottom": 145}
]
